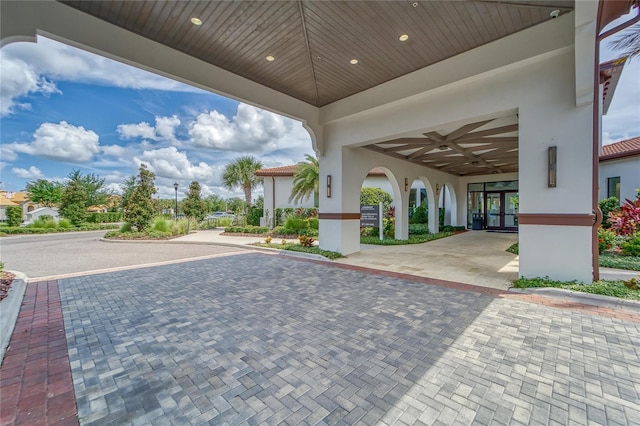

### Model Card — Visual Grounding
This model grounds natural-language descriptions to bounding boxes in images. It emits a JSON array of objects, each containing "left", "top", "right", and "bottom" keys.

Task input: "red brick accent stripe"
[
  {"left": 318, "top": 213, "right": 361, "bottom": 220},
  {"left": 517, "top": 213, "right": 594, "bottom": 226},
  {"left": 0, "top": 281, "right": 78, "bottom": 426}
]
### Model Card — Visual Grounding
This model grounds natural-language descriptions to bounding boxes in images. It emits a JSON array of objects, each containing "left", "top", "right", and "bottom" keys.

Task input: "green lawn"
[{"left": 506, "top": 244, "right": 639, "bottom": 272}]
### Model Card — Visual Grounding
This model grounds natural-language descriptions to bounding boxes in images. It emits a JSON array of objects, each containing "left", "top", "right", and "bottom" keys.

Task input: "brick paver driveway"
[{"left": 4, "top": 252, "right": 640, "bottom": 425}]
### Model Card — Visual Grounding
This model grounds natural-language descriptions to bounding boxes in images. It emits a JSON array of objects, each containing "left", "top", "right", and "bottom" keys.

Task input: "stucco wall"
[{"left": 599, "top": 156, "right": 640, "bottom": 202}]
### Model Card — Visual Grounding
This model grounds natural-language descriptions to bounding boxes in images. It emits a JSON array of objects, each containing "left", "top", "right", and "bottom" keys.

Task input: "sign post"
[{"left": 360, "top": 204, "right": 383, "bottom": 241}]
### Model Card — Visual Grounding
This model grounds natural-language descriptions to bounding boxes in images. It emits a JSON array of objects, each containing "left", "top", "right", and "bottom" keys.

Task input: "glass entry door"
[{"left": 485, "top": 191, "right": 519, "bottom": 230}]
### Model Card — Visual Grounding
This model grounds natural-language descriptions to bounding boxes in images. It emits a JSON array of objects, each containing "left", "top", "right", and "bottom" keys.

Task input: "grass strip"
[{"left": 512, "top": 276, "right": 640, "bottom": 300}]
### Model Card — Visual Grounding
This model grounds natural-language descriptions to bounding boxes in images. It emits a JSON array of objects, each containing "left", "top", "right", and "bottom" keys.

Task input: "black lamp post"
[{"left": 173, "top": 182, "right": 179, "bottom": 220}]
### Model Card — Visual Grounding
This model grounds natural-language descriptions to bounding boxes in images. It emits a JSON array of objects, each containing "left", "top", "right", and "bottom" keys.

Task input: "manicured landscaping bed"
[
  {"left": 512, "top": 276, "right": 640, "bottom": 301},
  {"left": 103, "top": 230, "right": 176, "bottom": 240},
  {"left": 507, "top": 243, "right": 640, "bottom": 271},
  {"left": 360, "top": 231, "right": 459, "bottom": 245},
  {"left": 252, "top": 242, "right": 344, "bottom": 260},
  {"left": 0, "top": 223, "right": 119, "bottom": 236}
]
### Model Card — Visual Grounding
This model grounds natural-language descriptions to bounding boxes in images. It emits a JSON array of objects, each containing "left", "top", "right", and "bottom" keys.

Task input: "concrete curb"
[
  {"left": 509, "top": 287, "right": 640, "bottom": 312},
  {"left": 1, "top": 271, "right": 28, "bottom": 365}
]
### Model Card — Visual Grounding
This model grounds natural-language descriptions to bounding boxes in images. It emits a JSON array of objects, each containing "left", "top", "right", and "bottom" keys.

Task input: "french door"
[{"left": 485, "top": 191, "right": 518, "bottom": 230}]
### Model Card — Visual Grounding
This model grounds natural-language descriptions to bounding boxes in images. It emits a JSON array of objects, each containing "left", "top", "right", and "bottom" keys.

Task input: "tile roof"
[
  {"left": 0, "top": 194, "right": 20, "bottom": 207},
  {"left": 255, "top": 165, "right": 388, "bottom": 177},
  {"left": 600, "top": 136, "right": 640, "bottom": 161}
]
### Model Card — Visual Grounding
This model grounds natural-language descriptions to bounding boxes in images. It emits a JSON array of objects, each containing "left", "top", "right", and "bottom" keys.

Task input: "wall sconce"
[
  {"left": 404, "top": 178, "right": 409, "bottom": 192},
  {"left": 548, "top": 146, "right": 557, "bottom": 188},
  {"left": 326, "top": 175, "right": 332, "bottom": 198},
  {"left": 436, "top": 183, "right": 441, "bottom": 196}
]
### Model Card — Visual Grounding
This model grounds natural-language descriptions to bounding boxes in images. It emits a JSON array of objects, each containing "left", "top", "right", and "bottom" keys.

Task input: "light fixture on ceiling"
[
  {"left": 550, "top": 9, "right": 560, "bottom": 18},
  {"left": 350, "top": 59, "right": 359, "bottom": 65},
  {"left": 190, "top": 17, "right": 202, "bottom": 26},
  {"left": 438, "top": 145, "right": 448, "bottom": 151},
  {"left": 399, "top": 34, "right": 409, "bottom": 42},
  {"left": 265, "top": 55, "right": 275, "bottom": 62},
  {"left": 412, "top": 2, "right": 419, "bottom": 7},
  {"left": 471, "top": 160, "right": 479, "bottom": 166}
]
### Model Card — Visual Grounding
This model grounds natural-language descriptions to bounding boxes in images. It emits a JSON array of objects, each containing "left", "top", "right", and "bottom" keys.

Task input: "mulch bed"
[{"left": 0, "top": 271, "right": 16, "bottom": 302}]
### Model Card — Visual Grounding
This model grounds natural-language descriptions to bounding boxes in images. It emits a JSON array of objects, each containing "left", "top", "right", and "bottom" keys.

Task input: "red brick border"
[{"left": 0, "top": 281, "right": 78, "bottom": 426}]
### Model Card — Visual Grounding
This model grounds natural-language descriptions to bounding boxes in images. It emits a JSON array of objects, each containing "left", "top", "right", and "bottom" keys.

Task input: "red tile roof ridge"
[{"left": 600, "top": 136, "right": 640, "bottom": 161}]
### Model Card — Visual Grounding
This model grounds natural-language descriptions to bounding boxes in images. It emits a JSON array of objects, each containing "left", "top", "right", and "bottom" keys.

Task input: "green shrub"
[
  {"left": 171, "top": 218, "right": 190, "bottom": 236},
  {"left": 225, "top": 226, "right": 269, "bottom": 234},
  {"left": 308, "top": 217, "right": 319, "bottom": 230},
  {"left": 506, "top": 243, "right": 519, "bottom": 255},
  {"left": 283, "top": 217, "right": 308, "bottom": 235},
  {"left": 5, "top": 206, "right": 22, "bottom": 227},
  {"left": 120, "top": 222, "right": 133, "bottom": 232},
  {"left": 58, "top": 218, "right": 72, "bottom": 229},
  {"left": 599, "top": 197, "right": 619, "bottom": 228},
  {"left": 512, "top": 276, "right": 640, "bottom": 300},
  {"left": 30, "top": 216, "right": 58, "bottom": 229},
  {"left": 247, "top": 207, "right": 262, "bottom": 226},
  {"left": 621, "top": 234, "right": 640, "bottom": 257},
  {"left": 360, "top": 232, "right": 453, "bottom": 245},
  {"left": 87, "top": 212, "right": 123, "bottom": 223},
  {"left": 104, "top": 230, "right": 172, "bottom": 239},
  {"left": 599, "top": 252, "right": 640, "bottom": 270},
  {"left": 152, "top": 216, "right": 171, "bottom": 233},
  {"left": 408, "top": 223, "right": 429, "bottom": 235},
  {"left": 216, "top": 217, "right": 233, "bottom": 227},
  {"left": 410, "top": 205, "right": 428, "bottom": 224},
  {"left": 598, "top": 227, "right": 617, "bottom": 253},
  {"left": 199, "top": 218, "right": 218, "bottom": 229}
]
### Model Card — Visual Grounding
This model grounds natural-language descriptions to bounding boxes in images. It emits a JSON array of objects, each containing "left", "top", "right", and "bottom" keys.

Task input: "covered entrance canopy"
[{"left": 2, "top": 0, "right": 636, "bottom": 282}]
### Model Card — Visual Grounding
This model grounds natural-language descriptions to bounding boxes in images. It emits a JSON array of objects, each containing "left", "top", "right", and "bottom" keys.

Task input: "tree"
[
  {"left": 60, "top": 176, "right": 89, "bottom": 226},
  {"left": 226, "top": 197, "right": 246, "bottom": 214},
  {"left": 609, "top": 23, "right": 640, "bottom": 60},
  {"left": 119, "top": 175, "right": 136, "bottom": 211},
  {"left": 289, "top": 154, "right": 319, "bottom": 207},
  {"left": 182, "top": 181, "right": 208, "bottom": 222},
  {"left": 26, "top": 179, "right": 63, "bottom": 207},
  {"left": 123, "top": 164, "right": 157, "bottom": 231},
  {"left": 204, "top": 194, "right": 226, "bottom": 213},
  {"left": 5, "top": 206, "right": 22, "bottom": 227},
  {"left": 360, "top": 187, "right": 393, "bottom": 214},
  {"left": 222, "top": 155, "right": 263, "bottom": 208},
  {"left": 66, "top": 169, "right": 109, "bottom": 207}
]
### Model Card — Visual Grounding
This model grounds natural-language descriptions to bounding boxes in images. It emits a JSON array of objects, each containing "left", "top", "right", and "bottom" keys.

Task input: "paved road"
[
  {"left": 0, "top": 231, "right": 245, "bottom": 280},
  {"left": 50, "top": 254, "right": 640, "bottom": 425}
]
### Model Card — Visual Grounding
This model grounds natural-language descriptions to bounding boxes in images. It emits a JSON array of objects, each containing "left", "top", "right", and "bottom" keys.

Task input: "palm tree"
[
  {"left": 289, "top": 154, "right": 319, "bottom": 207},
  {"left": 609, "top": 23, "right": 640, "bottom": 59},
  {"left": 222, "top": 155, "right": 263, "bottom": 208}
]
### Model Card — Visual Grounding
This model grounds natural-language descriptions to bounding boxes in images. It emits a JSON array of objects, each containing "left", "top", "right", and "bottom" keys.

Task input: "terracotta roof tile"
[{"left": 600, "top": 136, "right": 640, "bottom": 161}]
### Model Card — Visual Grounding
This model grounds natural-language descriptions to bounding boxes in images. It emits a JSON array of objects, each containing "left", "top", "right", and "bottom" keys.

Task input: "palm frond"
[{"left": 609, "top": 23, "right": 640, "bottom": 59}]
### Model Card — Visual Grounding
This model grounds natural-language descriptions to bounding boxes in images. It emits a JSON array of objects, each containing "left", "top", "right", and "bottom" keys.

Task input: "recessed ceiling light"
[
  {"left": 412, "top": 2, "right": 419, "bottom": 7},
  {"left": 190, "top": 17, "right": 202, "bottom": 26},
  {"left": 266, "top": 55, "right": 275, "bottom": 62},
  {"left": 350, "top": 59, "right": 359, "bottom": 65},
  {"left": 399, "top": 34, "right": 409, "bottom": 42}
]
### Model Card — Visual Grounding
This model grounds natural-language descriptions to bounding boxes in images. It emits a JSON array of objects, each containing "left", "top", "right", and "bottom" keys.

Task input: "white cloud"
[
  {"left": 0, "top": 52, "right": 60, "bottom": 116},
  {"left": 12, "top": 166, "right": 44, "bottom": 179},
  {"left": 1, "top": 146, "right": 18, "bottom": 162},
  {"left": 188, "top": 104, "right": 310, "bottom": 152},
  {"left": 8, "top": 121, "right": 100, "bottom": 162},
  {"left": 101, "top": 144, "right": 128, "bottom": 157},
  {"left": 133, "top": 146, "right": 219, "bottom": 182},
  {"left": 117, "top": 115, "right": 181, "bottom": 144},
  {"left": 0, "top": 36, "right": 202, "bottom": 117}
]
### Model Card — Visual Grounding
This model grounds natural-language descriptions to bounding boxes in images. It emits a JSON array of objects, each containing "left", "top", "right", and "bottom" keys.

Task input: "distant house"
[
  {"left": 0, "top": 191, "right": 38, "bottom": 222},
  {"left": 24, "top": 207, "right": 60, "bottom": 225},
  {"left": 599, "top": 136, "right": 640, "bottom": 203}
]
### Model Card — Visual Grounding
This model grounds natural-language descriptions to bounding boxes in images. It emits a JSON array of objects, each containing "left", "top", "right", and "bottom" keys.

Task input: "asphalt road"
[{"left": 0, "top": 231, "right": 245, "bottom": 280}]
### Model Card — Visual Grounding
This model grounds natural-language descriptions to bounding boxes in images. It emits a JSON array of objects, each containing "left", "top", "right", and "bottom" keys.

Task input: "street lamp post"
[{"left": 173, "top": 182, "right": 179, "bottom": 220}]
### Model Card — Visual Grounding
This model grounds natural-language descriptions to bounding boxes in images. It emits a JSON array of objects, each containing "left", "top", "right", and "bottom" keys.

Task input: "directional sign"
[{"left": 360, "top": 205, "right": 380, "bottom": 227}]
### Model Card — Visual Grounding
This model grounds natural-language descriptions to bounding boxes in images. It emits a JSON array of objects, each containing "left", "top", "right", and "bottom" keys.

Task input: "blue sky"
[{"left": 1, "top": 24, "right": 639, "bottom": 199}]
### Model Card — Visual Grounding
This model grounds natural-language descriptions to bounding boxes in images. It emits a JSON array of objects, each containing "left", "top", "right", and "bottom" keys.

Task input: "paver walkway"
[{"left": 2, "top": 252, "right": 639, "bottom": 425}]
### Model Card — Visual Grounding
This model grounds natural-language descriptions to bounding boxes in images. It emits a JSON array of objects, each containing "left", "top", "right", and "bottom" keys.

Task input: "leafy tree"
[
  {"left": 289, "top": 154, "right": 319, "bottom": 207},
  {"left": 66, "top": 169, "right": 109, "bottom": 207},
  {"left": 204, "top": 194, "right": 226, "bottom": 212},
  {"left": 60, "top": 177, "right": 89, "bottom": 226},
  {"left": 123, "top": 164, "right": 157, "bottom": 231},
  {"left": 610, "top": 23, "right": 640, "bottom": 60},
  {"left": 26, "top": 179, "right": 63, "bottom": 207},
  {"left": 5, "top": 206, "right": 22, "bottom": 227},
  {"left": 226, "top": 197, "right": 246, "bottom": 214},
  {"left": 222, "top": 155, "right": 263, "bottom": 208},
  {"left": 360, "top": 187, "right": 393, "bottom": 214},
  {"left": 120, "top": 175, "right": 136, "bottom": 210},
  {"left": 182, "top": 181, "right": 208, "bottom": 222}
]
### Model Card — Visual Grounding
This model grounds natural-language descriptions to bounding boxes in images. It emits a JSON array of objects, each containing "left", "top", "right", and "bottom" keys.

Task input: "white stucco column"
[{"left": 318, "top": 145, "right": 361, "bottom": 255}]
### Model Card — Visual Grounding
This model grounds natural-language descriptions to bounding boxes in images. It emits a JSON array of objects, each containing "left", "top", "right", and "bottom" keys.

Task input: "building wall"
[{"left": 599, "top": 156, "right": 640, "bottom": 202}]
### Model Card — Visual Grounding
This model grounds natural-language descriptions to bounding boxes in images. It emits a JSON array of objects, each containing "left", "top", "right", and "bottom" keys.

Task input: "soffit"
[
  {"left": 59, "top": 0, "right": 574, "bottom": 107},
  {"left": 364, "top": 116, "right": 519, "bottom": 176}
]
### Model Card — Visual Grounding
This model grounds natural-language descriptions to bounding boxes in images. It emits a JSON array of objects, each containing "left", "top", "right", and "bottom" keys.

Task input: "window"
[{"left": 607, "top": 177, "right": 621, "bottom": 200}]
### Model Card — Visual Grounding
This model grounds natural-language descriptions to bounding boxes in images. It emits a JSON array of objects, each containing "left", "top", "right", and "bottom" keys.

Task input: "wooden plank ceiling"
[
  {"left": 59, "top": 0, "right": 574, "bottom": 107},
  {"left": 365, "top": 116, "right": 519, "bottom": 176}
]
